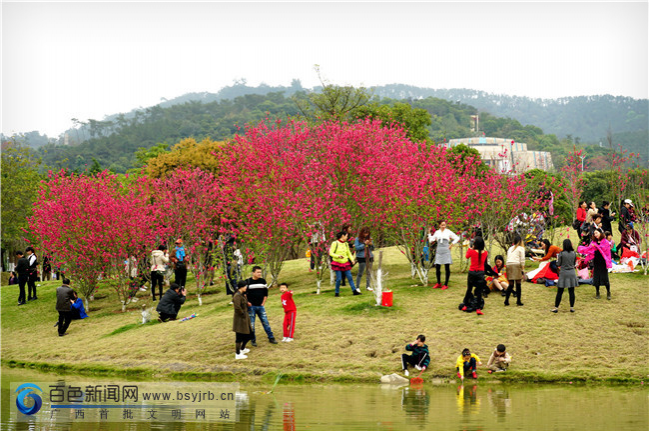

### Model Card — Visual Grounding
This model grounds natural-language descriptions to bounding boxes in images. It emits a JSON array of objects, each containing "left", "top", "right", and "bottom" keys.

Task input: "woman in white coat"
[{"left": 429, "top": 221, "right": 460, "bottom": 290}]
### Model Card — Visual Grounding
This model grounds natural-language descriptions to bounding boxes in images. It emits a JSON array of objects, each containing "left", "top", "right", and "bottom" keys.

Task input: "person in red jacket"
[
  {"left": 576, "top": 201, "right": 588, "bottom": 237},
  {"left": 462, "top": 236, "right": 489, "bottom": 315},
  {"left": 280, "top": 283, "right": 296, "bottom": 342}
]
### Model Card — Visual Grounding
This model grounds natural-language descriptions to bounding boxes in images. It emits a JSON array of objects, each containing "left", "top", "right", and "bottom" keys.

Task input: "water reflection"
[
  {"left": 486, "top": 387, "right": 511, "bottom": 421},
  {"left": 401, "top": 386, "right": 430, "bottom": 427},
  {"left": 2, "top": 367, "right": 647, "bottom": 431}
]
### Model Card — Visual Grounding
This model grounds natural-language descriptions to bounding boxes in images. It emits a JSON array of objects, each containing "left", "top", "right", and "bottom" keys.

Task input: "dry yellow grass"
[{"left": 2, "top": 229, "right": 647, "bottom": 383}]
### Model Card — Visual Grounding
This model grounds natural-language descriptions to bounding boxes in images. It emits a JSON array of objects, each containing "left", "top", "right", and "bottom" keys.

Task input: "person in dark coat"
[
  {"left": 56, "top": 278, "right": 76, "bottom": 336},
  {"left": 25, "top": 246, "right": 38, "bottom": 300},
  {"left": 156, "top": 283, "right": 186, "bottom": 322},
  {"left": 233, "top": 280, "right": 253, "bottom": 359},
  {"left": 15, "top": 251, "right": 29, "bottom": 305},
  {"left": 599, "top": 201, "right": 616, "bottom": 235}
]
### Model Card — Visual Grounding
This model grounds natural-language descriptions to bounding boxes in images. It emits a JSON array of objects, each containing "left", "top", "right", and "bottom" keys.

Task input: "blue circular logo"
[{"left": 15, "top": 383, "right": 43, "bottom": 415}]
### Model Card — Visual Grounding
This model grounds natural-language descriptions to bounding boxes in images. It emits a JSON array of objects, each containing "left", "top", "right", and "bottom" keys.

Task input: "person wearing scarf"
[{"left": 577, "top": 229, "right": 612, "bottom": 300}]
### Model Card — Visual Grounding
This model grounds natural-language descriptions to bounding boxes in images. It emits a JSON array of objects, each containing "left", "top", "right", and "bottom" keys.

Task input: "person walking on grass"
[
  {"left": 578, "top": 229, "right": 613, "bottom": 300},
  {"left": 354, "top": 227, "right": 375, "bottom": 292},
  {"left": 505, "top": 234, "right": 525, "bottom": 306},
  {"left": 55, "top": 278, "right": 75, "bottom": 337},
  {"left": 401, "top": 334, "right": 430, "bottom": 377},
  {"left": 15, "top": 251, "right": 29, "bottom": 305},
  {"left": 233, "top": 280, "right": 252, "bottom": 360},
  {"left": 279, "top": 282, "right": 296, "bottom": 342},
  {"left": 150, "top": 244, "right": 169, "bottom": 301},
  {"left": 246, "top": 266, "right": 278, "bottom": 346},
  {"left": 25, "top": 246, "right": 38, "bottom": 301},
  {"left": 552, "top": 239, "right": 578, "bottom": 313},
  {"left": 156, "top": 283, "right": 187, "bottom": 321},
  {"left": 462, "top": 236, "right": 488, "bottom": 315},
  {"left": 429, "top": 221, "right": 460, "bottom": 290},
  {"left": 329, "top": 231, "right": 361, "bottom": 297}
]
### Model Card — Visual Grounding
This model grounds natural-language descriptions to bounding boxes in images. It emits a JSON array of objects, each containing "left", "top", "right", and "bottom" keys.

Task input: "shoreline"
[{"left": 2, "top": 359, "right": 644, "bottom": 385}]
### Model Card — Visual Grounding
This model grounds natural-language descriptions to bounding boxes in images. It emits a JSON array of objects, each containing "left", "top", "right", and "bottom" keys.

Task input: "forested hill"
[
  {"left": 24, "top": 82, "right": 648, "bottom": 173},
  {"left": 372, "top": 85, "right": 648, "bottom": 142}
]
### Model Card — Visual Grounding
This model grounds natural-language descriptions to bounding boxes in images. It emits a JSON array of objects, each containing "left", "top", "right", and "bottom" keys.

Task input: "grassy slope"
[{"left": 2, "top": 228, "right": 648, "bottom": 383}]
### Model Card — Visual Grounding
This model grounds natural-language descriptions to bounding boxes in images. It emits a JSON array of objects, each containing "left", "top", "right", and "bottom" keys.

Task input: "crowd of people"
[{"left": 6, "top": 196, "right": 645, "bottom": 370}]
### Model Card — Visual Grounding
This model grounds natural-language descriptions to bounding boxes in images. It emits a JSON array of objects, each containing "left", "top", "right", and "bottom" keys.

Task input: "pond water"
[{"left": 1, "top": 367, "right": 647, "bottom": 430}]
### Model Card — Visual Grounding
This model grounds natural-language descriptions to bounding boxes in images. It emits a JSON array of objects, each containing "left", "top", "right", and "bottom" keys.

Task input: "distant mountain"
[
  {"left": 25, "top": 81, "right": 648, "bottom": 171},
  {"left": 372, "top": 85, "right": 648, "bottom": 143}
]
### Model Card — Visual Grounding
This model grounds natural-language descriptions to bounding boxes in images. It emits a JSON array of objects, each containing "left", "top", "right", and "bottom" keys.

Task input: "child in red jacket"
[{"left": 280, "top": 283, "right": 296, "bottom": 342}]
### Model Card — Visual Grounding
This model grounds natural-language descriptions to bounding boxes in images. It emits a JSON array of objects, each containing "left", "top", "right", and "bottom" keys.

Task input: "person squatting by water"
[
  {"left": 487, "top": 344, "right": 511, "bottom": 373},
  {"left": 401, "top": 335, "right": 430, "bottom": 377},
  {"left": 429, "top": 221, "right": 460, "bottom": 290},
  {"left": 456, "top": 348, "right": 482, "bottom": 381}
]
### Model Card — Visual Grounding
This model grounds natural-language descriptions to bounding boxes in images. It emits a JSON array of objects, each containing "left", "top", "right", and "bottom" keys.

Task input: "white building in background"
[{"left": 443, "top": 137, "right": 554, "bottom": 174}]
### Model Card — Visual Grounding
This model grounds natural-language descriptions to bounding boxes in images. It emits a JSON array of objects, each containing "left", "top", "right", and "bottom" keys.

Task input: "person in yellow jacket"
[
  {"left": 456, "top": 348, "right": 482, "bottom": 380},
  {"left": 329, "top": 231, "right": 360, "bottom": 297}
]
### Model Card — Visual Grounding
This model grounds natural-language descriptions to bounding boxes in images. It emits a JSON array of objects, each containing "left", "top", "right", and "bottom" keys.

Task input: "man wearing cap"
[
  {"left": 619, "top": 200, "right": 634, "bottom": 234},
  {"left": 173, "top": 239, "right": 187, "bottom": 288}
]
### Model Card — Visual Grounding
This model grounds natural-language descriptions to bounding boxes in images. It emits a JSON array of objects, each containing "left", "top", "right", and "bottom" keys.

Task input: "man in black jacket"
[
  {"left": 25, "top": 246, "right": 38, "bottom": 300},
  {"left": 15, "top": 251, "right": 29, "bottom": 305},
  {"left": 156, "top": 283, "right": 187, "bottom": 322},
  {"left": 56, "top": 278, "right": 75, "bottom": 336},
  {"left": 599, "top": 201, "right": 616, "bottom": 234}
]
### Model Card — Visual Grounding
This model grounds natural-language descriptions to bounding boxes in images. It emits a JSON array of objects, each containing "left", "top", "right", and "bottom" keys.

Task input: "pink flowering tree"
[
  {"left": 148, "top": 168, "right": 235, "bottom": 305},
  {"left": 30, "top": 171, "right": 155, "bottom": 311},
  {"left": 560, "top": 147, "right": 587, "bottom": 224}
]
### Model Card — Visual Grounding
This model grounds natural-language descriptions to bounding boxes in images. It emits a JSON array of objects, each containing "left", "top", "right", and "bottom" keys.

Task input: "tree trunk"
[
  {"left": 374, "top": 250, "right": 383, "bottom": 306},
  {"left": 197, "top": 293, "right": 203, "bottom": 306}
]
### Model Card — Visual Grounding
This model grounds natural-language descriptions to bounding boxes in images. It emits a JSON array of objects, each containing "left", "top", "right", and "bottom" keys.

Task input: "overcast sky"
[{"left": 2, "top": 1, "right": 648, "bottom": 137}]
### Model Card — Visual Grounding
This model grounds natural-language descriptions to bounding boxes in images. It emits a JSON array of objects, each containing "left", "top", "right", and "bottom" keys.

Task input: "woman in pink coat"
[{"left": 577, "top": 229, "right": 612, "bottom": 300}]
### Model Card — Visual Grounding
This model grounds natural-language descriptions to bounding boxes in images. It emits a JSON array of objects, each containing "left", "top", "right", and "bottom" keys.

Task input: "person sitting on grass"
[
  {"left": 156, "top": 283, "right": 186, "bottom": 322},
  {"left": 485, "top": 255, "right": 508, "bottom": 296},
  {"left": 401, "top": 334, "right": 430, "bottom": 377},
  {"left": 55, "top": 291, "right": 88, "bottom": 327},
  {"left": 456, "top": 348, "right": 482, "bottom": 381},
  {"left": 70, "top": 292, "right": 88, "bottom": 320},
  {"left": 486, "top": 344, "right": 511, "bottom": 373}
]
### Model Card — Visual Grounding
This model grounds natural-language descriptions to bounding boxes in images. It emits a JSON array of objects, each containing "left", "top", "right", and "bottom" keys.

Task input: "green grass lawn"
[{"left": 2, "top": 228, "right": 648, "bottom": 384}]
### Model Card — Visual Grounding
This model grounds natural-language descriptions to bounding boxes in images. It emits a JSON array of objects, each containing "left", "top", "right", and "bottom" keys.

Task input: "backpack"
[{"left": 459, "top": 296, "right": 485, "bottom": 313}]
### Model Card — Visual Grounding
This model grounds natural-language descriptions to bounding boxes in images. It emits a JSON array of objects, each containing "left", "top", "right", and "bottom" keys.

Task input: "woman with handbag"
[
  {"left": 329, "top": 231, "right": 360, "bottom": 297},
  {"left": 150, "top": 244, "right": 169, "bottom": 301}
]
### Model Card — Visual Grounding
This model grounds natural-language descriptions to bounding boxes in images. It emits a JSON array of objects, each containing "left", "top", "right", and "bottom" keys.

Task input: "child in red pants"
[{"left": 280, "top": 283, "right": 296, "bottom": 342}]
